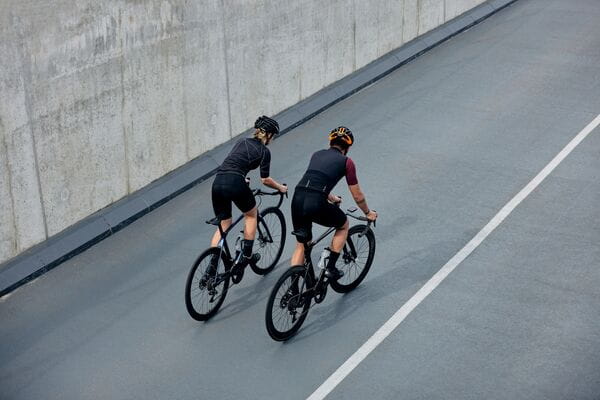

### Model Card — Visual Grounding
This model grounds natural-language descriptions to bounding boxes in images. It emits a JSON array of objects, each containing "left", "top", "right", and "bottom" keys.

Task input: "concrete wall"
[{"left": 0, "top": 0, "right": 485, "bottom": 265}]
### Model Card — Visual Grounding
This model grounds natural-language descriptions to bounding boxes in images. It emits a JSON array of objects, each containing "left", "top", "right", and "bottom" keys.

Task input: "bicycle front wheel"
[
  {"left": 265, "top": 266, "right": 310, "bottom": 341},
  {"left": 330, "top": 225, "right": 376, "bottom": 293},
  {"left": 251, "top": 207, "right": 286, "bottom": 275},
  {"left": 185, "top": 247, "right": 230, "bottom": 321}
]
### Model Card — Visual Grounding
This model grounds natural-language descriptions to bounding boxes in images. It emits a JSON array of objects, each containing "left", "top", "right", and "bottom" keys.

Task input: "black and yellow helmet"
[{"left": 328, "top": 126, "right": 354, "bottom": 146}]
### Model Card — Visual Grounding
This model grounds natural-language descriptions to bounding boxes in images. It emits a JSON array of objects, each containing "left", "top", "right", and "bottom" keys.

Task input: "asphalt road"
[{"left": 2, "top": 0, "right": 600, "bottom": 399}]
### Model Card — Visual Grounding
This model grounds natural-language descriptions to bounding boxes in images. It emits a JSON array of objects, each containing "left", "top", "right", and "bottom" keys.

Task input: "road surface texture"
[{"left": 1, "top": 0, "right": 599, "bottom": 399}]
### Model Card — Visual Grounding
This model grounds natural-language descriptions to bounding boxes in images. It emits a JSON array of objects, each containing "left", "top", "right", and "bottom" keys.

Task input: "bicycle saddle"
[{"left": 206, "top": 217, "right": 222, "bottom": 226}]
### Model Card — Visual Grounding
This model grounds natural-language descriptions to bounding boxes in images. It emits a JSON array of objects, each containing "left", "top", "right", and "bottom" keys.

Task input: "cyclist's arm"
[
  {"left": 328, "top": 193, "right": 341, "bottom": 203},
  {"left": 259, "top": 148, "right": 287, "bottom": 193},
  {"left": 348, "top": 184, "right": 370, "bottom": 214},
  {"left": 346, "top": 158, "right": 376, "bottom": 220},
  {"left": 261, "top": 176, "right": 287, "bottom": 192},
  {"left": 345, "top": 158, "right": 368, "bottom": 213}
]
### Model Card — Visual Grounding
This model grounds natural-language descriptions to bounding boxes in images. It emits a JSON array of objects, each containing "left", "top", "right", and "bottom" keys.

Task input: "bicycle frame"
[
  {"left": 300, "top": 227, "right": 336, "bottom": 288},
  {"left": 214, "top": 213, "right": 243, "bottom": 265},
  {"left": 212, "top": 189, "right": 286, "bottom": 267},
  {"left": 297, "top": 210, "right": 375, "bottom": 298}
]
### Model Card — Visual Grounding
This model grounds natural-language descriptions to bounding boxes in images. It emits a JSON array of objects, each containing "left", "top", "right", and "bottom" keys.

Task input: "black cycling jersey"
[
  {"left": 218, "top": 137, "right": 271, "bottom": 178},
  {"left": 296, "top": 147, "right": 357, "bottom": 195},
  {"left": 291, "top": 147, "right": 361, "bottom": 241}
]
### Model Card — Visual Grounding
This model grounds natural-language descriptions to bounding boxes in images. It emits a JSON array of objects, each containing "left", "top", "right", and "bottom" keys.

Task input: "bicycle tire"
[
  {"left": 251, "top": 207, "right": 286, "bottom": 275},
  {"left": 185, "top": 247, "right": 230, "bottom": 321},
  {"left": 265, "top": 266, "right": 311, "bottom": 341},
  {"left": 330, "top": 225, "right": 376, "bottom": 293}
]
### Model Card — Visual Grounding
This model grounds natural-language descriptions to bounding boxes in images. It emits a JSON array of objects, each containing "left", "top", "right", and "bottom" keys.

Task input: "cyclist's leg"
[
  {"left": 211, "top": 175, "right": 234, "bottom": 247},
  {"left": 291, "top": 189, "right": 313, "bottom": 266},
  {"left": 210, "top": 218, "right": 232, "bottom": 247},
  {"left": 290, "top": 242, "right": 304, "bottom": 265},
  {"left": 242, "top": 207, "right": 258, "bottom": 240},
  {"left": 314, "top": 202, "right": 348, "bottom": 278},
  {"left": 330, "top": 219, "right": 350, "bottom": 252},
  {"left": 233, "top": 182, "right": 258, "bottom": 262},
  {"left": 313, "top": 200, "right": 348, "bottom": 250}
]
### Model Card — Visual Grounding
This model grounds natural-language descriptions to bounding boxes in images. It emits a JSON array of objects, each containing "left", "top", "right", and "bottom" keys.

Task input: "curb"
[{"left": 0, "top": 0, "right": 519, "bottom": 297}]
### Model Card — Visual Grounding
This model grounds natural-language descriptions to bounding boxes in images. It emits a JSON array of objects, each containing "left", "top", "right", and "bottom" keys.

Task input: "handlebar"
[
  {"left": 252, "top": 185, "right": 288, "bottom": 209},
  {"left": 345, "top": 207, "right": 377, "bottom": 228}
]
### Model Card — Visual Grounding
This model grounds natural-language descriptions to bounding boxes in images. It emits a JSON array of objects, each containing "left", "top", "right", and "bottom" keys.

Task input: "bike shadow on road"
[
  {"left": 282, "top": 238, "right": 459, "bottom": 344},
  {"left": 206, "top": 261, "right": 289, "bottom": 324}
]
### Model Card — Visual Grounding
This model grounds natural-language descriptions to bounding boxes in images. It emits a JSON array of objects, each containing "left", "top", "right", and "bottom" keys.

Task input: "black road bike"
[
  {"left": 265, "top": 208, "right": 376, "bottom": 341},
  {"left": 185, "top": 188, "right": 287, "bottom": 321}
]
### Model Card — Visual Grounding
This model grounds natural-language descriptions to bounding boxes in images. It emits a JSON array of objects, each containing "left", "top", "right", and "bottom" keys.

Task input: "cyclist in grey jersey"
[
  {"left": 218, "top": 136, "right": 272, "bottom": 178},
  {"left": 210, "top": 116, "right": 287, "bottom": 270}
]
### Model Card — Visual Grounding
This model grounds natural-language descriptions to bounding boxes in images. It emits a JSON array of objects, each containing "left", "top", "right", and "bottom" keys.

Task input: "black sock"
[
  {"left": 242, "top": 239, "right": 254, "bottom": 258},
  {"left": 326, "top": 251, "right": 340, "bottom": 269}
]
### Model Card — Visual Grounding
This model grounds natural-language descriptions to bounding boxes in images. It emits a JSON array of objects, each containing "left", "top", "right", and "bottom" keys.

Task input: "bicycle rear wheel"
[
  {"left": 185, "top": 247, "right": 230, "bottom": 321},
  {"left": 265, "top": 266, "right": 310, "bottom": 341},
  {"left": 330, "top": 225, "right": 376, "bottom": 293},
  {"left": 251, "top": 207, "right": 286, "bottom": 275}
]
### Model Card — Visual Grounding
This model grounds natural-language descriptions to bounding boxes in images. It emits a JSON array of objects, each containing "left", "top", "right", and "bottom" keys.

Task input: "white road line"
[{"left": 307, "top": 113, "right": 600, "bottom": 400}]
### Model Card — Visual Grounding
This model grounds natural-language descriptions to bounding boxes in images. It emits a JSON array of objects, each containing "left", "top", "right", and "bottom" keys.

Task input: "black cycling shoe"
[
  {"left": 231, "top": 253, "right": 260, "bottom": 284},
  {"left": 249, "top": 253, "right": 261, "bottom": 269},
  {"left": 325, "top": 266, "right": 344, "bottom": 280}
]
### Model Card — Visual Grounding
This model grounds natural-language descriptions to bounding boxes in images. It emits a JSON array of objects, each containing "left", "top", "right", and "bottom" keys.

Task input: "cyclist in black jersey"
[
  {"left": 210, "top": 116, "right": 288, "bottom": 270},
  {"left": 291, "top": 126, "right": 377, "bottom": 279}
]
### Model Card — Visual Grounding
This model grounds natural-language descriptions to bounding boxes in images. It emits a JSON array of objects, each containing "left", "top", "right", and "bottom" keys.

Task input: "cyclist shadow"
[
  {"left": 207, "top": 262, "right": 287, "bottom": 324},
  {"left": 284, "top": 242, "right": 449, "bottom": 344}
]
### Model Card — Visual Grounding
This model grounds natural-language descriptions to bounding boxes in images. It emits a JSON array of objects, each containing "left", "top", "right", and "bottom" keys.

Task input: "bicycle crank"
[{"left": 314, "top": 283, "right": 328, "bottom": 304}]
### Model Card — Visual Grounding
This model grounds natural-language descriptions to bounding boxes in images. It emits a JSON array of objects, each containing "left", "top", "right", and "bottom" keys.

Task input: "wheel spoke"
[
  {"left": 185, "top": 251, "right": 230, "bottom": 319},
  {"left": 334, "top": 231, "right": 373, "bottom": 287},
  {"left": 270, "top": 272, "right": 307, "bottom": 334},
  {"left": 255, "top": 211, "right": 283, "bottom": 272}
]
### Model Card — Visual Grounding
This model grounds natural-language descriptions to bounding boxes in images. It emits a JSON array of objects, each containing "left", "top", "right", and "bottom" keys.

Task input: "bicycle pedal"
[
  {"left": 249, "top": 253, "right": 261, "bottom": 266},
  {"left": 231, "top": 264, "right": 245, "bottom": 284},
  {"left": 325, "top": 268, "right": 344, "bottom": 280},
  {"left": 231, "top": 272, "right": 243, "bottom": 284}
]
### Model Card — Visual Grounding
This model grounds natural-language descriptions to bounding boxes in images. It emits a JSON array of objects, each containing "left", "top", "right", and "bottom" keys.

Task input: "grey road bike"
[
  {"left": 185, "top": 188, "right": 286, "bottom": 321},
  {"left": 265, "top": 207, "right": 376, "bottom": 341}
]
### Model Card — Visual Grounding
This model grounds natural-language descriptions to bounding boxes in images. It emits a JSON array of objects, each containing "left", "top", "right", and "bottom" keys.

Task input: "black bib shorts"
[
  {"left": 212, "top": 173, "right": 256, "bottom": 220},
  {"left": 291, "top": 188, "right": 347, "bottom": 243}
]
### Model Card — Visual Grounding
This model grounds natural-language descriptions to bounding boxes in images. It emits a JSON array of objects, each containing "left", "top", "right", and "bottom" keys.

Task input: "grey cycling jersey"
[{"left": 218, "top": 137, "right": 271, "bottom": 178}]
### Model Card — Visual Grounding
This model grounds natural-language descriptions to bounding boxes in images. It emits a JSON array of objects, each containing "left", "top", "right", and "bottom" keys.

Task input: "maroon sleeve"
[{"left": 345, "top": 158, "right": 358, "bottom": 185}]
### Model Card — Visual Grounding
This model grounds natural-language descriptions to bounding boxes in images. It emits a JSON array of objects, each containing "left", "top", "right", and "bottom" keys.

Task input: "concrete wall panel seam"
[
  {"left": 0, "top": 104, "right": 45, "bottom": 259},
  {"left": 17, "top": 18, "right": 49, "bottom": 239},
  {"left": 220, "top": 0, "right": 233, "bottom": 141},
  {"left": 119, "top": 13, "right": 131, "bottom": 195},
  {"left": 0, "top": 125, "right": 18, "bottom": 256},
  {"left": 181, "top": 6, "right": 190, "bottom": 161}
]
